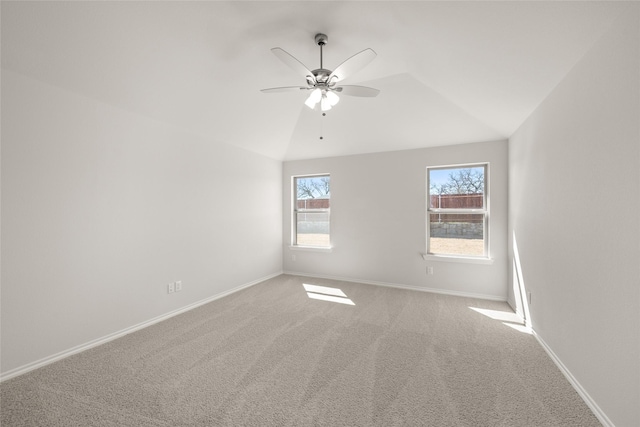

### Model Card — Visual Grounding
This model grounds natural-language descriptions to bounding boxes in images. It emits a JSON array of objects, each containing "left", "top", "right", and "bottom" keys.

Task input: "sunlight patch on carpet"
[
  {"left": 502, "top": 322, "right": 532, "bottom": 334},
  {"left": 469, "top": 307, "right": 531, "bottom": 334},
  {"left": 303, "top": 284, "right": 355, "bottom": 305}
]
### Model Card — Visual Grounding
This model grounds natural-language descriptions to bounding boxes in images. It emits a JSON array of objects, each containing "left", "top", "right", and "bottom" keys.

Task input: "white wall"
[
  {"left": 508, "top": 6, "right": 639, "bottom": 426},
  {"left": 1, "top": 70, "right": 283, "bottom": 375},
  {"left": 283, "top": 140, "right": 508, "bottom": 300}
]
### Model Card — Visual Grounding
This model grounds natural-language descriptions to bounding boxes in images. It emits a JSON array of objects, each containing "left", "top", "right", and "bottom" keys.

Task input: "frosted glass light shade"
[
  {"left": 326, "top": 91, "right": 339, "bottom": 106},
  {"left": 320, "top": 97, "right": 332, "bottom": 111},
  {"left": 305, "top": 88, "right": 322, "bottom": 109},
  {"left": 305, "top": 88, "right": 340, "bottom": 111}
]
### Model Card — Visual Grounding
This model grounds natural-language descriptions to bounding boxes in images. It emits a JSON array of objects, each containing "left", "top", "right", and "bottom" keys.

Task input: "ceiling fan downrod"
[
  {"left": 315, "top": 33, "right": 328, "bottom": 70},
  {"left": 312, "top": 33, "right": 333, "bottom": 86}
]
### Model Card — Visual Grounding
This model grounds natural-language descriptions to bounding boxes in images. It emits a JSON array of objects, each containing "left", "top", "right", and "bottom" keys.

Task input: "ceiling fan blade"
[
  {"left": 261, "top": 86, "right": 307, "bottom": 93},
  {"left": 329, "top": 48, "right": 377, "bottom": 82},
  {"left": 334, "top": 85, "right": 380, "bottom": 97},
  {"left": 271, "top": 48, "right": 316, "bottom": 82}
]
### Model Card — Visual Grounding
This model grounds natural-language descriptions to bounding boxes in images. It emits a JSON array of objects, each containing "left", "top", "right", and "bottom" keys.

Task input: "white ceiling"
[{"left": 1, "top": 1, "right": 628, "bottom": 161}]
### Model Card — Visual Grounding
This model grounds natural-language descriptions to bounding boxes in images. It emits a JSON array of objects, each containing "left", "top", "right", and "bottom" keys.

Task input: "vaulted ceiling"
[{"left": 1, "top": 1, "right": 627, "bottom": 160}]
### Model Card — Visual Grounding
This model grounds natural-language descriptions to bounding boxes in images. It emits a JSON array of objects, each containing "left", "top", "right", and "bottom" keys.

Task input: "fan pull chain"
[{"left": 319, "top": 112, "right": 325, "bottom": 140}]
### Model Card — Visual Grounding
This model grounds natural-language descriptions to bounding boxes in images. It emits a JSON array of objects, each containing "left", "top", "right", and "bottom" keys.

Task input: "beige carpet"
[{"left": 1, "top": 274, "right": 600, "bottom": 426}]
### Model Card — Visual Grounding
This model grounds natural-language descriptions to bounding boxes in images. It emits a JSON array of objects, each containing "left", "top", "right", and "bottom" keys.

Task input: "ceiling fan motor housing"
[{"left": 312, "top": 68, "right": 332, "bottom": 85}]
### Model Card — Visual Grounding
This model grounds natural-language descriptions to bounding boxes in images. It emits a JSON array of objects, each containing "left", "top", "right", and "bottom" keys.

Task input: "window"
[
  {"left": 427, "top": 164, "right": 488, "bottom": 258},
  {"left": 293, "top": 175, "right": 330, "bottom": 247}
]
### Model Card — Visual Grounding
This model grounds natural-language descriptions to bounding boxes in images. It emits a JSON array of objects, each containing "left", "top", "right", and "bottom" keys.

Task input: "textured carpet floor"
[{"left": 1, "top": 274, "right": 600, "bottom": 426}]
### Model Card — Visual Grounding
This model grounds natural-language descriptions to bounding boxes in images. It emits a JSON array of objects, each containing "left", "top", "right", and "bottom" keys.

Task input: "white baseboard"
[
  {"left": 532, "top": 330, "right": 613, "bottom": 427},
  {"left": 283, "top": 270, "right": 507, "bottom": 302},
  {"left": 0, "top": 271, "right": 283, "bottom": 382}
]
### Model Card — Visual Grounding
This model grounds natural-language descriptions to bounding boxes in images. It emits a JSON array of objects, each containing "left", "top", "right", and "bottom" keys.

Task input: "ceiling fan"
[{"left": 261, "top": 33, "right": 380, "bottom": 112}]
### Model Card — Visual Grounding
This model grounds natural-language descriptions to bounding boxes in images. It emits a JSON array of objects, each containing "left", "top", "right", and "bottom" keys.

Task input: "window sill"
[
  {"left": 422, "top": 253, "right": 493, "bottom": 265},
  {"left": 289, "top": 245, "right": 333, "bottom": 253}
]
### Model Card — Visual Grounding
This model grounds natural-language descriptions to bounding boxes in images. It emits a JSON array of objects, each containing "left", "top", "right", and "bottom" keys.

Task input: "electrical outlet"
[
  {"left": 527, "top": 291, "right": 532, "bottom": 305},
  {"left": 168, "top": 282, "right": 175, "bottom": 294},
  {"left": 427, "top": 266, "right": 434, "bottom": 275},
  {"left": 175, "top": 281, "right": 182, "bottom": 292}
]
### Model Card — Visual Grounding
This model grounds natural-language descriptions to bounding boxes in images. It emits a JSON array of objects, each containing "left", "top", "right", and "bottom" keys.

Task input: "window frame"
[
  {"left": 426, "top": 163, "right": 490, "bottom": 261},
  {"left": 292, "top": 174, "right": 331, "bottom": 249}
]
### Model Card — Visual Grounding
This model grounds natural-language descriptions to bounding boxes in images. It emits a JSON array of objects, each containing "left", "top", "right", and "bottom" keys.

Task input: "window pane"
[
  {"left": 294, "top": 174, "right": 330, "bottom": 247},
  {"left": 429, "top": 167, "right": 484, "bottom": 209},
  {"left": 296, "top": 211, "right": 330, "bottom": 247},
  {"left": 296, "top": 176, "right": 330, "bottom": 206},
  {"left": 429, "top": 213, "right": 484, "bottom": 256},
  {"left": 297, "top": 198, "right": 330, "bottom": 210}
]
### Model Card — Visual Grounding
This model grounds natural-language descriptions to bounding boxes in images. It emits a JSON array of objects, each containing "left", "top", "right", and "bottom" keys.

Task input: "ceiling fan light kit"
[{"left": 261, "top": 33, "right": 380, "bottom": 112}]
